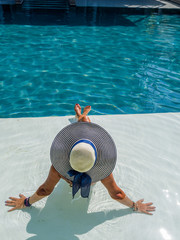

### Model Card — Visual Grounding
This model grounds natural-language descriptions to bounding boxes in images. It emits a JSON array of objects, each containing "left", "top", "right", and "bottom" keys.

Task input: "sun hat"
[{"left": 50, "top": 122, "right": 117, "bottom": 198}]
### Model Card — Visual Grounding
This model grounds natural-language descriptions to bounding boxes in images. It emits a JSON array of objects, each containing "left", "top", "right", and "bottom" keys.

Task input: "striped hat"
[{"left": 50, "top": 122, "right": 117, "bottom": 198}]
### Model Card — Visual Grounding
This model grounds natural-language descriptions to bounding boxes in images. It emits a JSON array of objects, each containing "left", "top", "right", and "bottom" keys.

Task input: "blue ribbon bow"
[{"left": 68, "top": 170, "right": 92, "bottom": 198}]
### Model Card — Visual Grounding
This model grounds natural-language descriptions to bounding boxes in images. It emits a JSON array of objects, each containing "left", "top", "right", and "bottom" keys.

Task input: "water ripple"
[{"left": 0, "top": 14, "right": 180, "bottom": 117}]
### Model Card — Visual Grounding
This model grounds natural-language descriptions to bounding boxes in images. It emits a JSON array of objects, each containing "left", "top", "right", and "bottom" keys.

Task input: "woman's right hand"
[
  {"left": 5, "top": 194, "right": 26, "bottom": 212},
  {"left": 135, "top": 199, "right": 156, "bottom": 215}
]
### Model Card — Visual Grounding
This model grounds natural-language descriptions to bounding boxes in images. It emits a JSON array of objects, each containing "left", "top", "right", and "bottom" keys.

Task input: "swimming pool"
[{"left": 0, "top": 7, "right": 180, "bottom": 117}]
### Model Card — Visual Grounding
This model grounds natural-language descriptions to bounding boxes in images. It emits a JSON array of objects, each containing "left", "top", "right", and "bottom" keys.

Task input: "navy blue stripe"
[{"left": 71, "top": 139, "right": 97, "bottom": 162}]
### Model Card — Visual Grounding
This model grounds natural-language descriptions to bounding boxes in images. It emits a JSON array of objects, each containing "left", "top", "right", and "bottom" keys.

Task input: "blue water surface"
[{"left": 0, "top": 9, "right": 180, "bottom": 117}]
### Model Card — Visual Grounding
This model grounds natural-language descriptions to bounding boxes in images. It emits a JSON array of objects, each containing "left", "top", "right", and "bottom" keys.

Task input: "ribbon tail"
[
  {"left": 81, "top": 174, "right": 92, "bottom": 198},
  {"left": 72, "top": 174, "right": 81, "bottom": 198},
  {"left": 67, "top": 170, "right": 91, "bottom": 198}
]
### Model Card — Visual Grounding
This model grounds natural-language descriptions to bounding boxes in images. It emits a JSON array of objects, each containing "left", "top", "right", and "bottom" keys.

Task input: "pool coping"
[
  {"left": 70, "top": 6, "right": 180, "bottom": 14},
  {"left": 1, "top": 1, "right": 180, "bottom": 14},
  {"left": 73, "top": 0, "right": 180, "bottom": 9}
]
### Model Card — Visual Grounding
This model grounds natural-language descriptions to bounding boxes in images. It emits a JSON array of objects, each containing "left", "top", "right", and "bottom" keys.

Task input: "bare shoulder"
[
  {"left": 101, "top": 173, "right": 119, "bottom": 190},
  {"left": 50, "top": 165, "right": 60, "bottom": 175},
  {"left": 101, "top": 173, "right": 115, "bottom": 184},
  {"left": 46, "top": 165, "right": 62, "bottom": 182},
  {"left": 50, "top": 165, "right": 70, "bottom": 183}
]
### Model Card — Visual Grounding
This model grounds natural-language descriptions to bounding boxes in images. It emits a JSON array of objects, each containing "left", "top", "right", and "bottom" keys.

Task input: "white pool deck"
[
  {"left": 1, "top": 112, "right": 180, "bottom": 240},
  {"left": 75, "top": 0, "right": 180, "bottom": 9}
]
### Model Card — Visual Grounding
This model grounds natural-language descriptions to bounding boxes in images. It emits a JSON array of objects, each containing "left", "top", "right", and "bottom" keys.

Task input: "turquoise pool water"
[{"left": 0, "top": 10, "right": 180, "bottom": 117}]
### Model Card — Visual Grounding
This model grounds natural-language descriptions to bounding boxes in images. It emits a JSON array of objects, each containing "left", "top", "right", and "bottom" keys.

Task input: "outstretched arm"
[
  {"left": 5, "top": 165, "right": 62, "bottom": 212},
  {"left": 101, "top": 173, "right": 156, "bottom": 215}
]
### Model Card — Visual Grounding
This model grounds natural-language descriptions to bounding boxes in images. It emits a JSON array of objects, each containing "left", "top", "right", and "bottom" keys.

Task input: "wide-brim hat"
[{"left": 50, "top": 122, "right": 117, "bottom": 183}]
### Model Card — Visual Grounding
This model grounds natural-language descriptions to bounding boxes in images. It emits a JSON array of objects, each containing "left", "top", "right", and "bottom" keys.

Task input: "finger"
[
  {"left": 9, "top": 197, "right": 18, "bottom": 201},
  {"left": 139, "top": 199, "right": 144, "bottom": 203},
  {"left": 19, "top": 194, "right": 25, "bottom": 198},
  {"left": 147, "top": 209, "right": 156, "bottom": 212},
  {"left": 5, "top": 202, "right": 16, "bottom": 206},
  {"left": 146, "top": 209, "right": 156, "bottom": 212},
  {"left": 5, "top": 200, "right": 15, "bottom": 204},
  {"left": 142, "top": 210, "right": 153, "bottom": 215},
  {"left": 147, "top": 206, "right": 156, "bottom": 209},
  {"left": 8, "top": 207, "right": 17, "bottom": 212},
  {"left": 147, "top": 207, "right": 156, "bottom": 211},
  {"left": 146, "top": 202, "right": 153, "bottom": 206}
]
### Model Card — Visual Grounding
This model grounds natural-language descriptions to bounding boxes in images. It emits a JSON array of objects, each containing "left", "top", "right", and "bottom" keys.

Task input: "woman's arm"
[
  {"left": 101, "top": 173, "right": 156, "bottom": 215},
  {"left": 5, "top": 165, "right": 61, "bottom": 212}
]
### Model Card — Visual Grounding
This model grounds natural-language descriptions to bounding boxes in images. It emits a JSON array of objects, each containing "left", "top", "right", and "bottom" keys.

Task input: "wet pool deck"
[
  {"left": 75, "top": 0, "right": 180, "bottom": 9},
  {"left": 1, "top": 112, "right": 180, "bottom": 239}
]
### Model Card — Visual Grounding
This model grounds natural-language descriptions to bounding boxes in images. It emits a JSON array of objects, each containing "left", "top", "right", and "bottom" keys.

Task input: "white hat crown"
[{"left": 70, "top": 140, "right": 97, "bottom": 172}]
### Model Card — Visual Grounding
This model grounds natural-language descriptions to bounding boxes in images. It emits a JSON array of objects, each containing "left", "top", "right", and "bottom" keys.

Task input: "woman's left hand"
[{"left": 135, "top": 199, "right": 156, "bottom": 215}]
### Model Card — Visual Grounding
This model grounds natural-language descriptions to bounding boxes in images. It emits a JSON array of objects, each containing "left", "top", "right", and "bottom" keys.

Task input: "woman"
[{"left": 5, "top": 104, "right": 155, "bottom": 215}]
